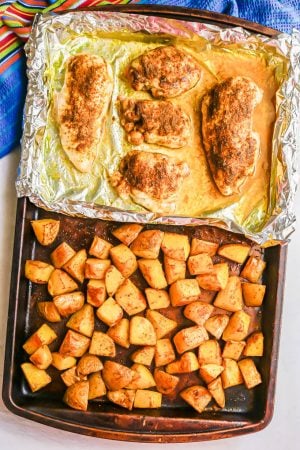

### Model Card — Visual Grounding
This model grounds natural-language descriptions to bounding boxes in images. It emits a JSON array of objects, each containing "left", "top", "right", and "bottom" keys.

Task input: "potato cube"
[
  {"left": 51, "top": 242, "right": 76, "bottom": 268},
  {"left": 199, "top": 364, "right": 224, "bottom": 384},
  {"left": 53, "top": 291, "right": 84, "bottom": 317},
  {"left": 190, "top": 238, "right": 218, "bottom": 256},
  {"left": 213, "top": 276, "right": 243, "bottom": 312},
  {"left": 77, "top": 354, "right": 103, "bottom": 376},
  {"left": 204, "top": 314, "right": 230, "bottom": 340},
  {"left": 166, "top": 352, "right": 199, "bottom": 374},
  {"left": 85, "top": 258, "right": 111, "bottom": 280},
  {"left": 115, "top": 279, "right": 146, "bottom": 316},
  {"left": 37, "top": 301, "right": 61, "bottom": 322},
  {"left": 105, "top": 265, "right": 125, "bottom": 297},
  {"left": 198, "top": 339, "right": 222, "bottom": 365},
  {"left": 25, "top": 260, "right": 54, "bottom": 284},
  {"left": 196, "top": 263, "right": 229, "bottom": 291},
  {"left": 102, "top": 361, "right": 134, "bottom": 391},
  {"left": 88, "top": 372, "right": 107, "bottom": 399},
  {"left": 63, "top": 380, "right": 89, "bottom": 411},
  {"left": 155, "top": 338, "right": 176, "bottom": 367},
  {"left": 187, "top": 253, "right": 213, "bottom": 275},
  {"left": 184, "top": 301, "right": 214, "bottom": 326},
  {"left": 238, "top": 358, "right": 262, "bottom": 389},
  {"left": 154, "top": 369, "right": 179, "bottom": 395},
  {"left": 63, "top": 249, "right": 87, "bottom": 284},
  {"left": 221, "top": 358, "right": 243, "bottom": 389},
  {"left": 21, "top": 362, "right": 52, "bottom": 392},
  {"left": 61, "top": 366, "right": 83, "bottom": 387},
  {"left": 131, "top": 346, "right": 155, "bottom": 366},
  {"left": 222, "top": 340, "right": 246, "bottom": 360},
  {"left": 145, "top": 288, "right": 170, "bottom": 309},
  {"left": 51, "top": 353, "right": 76, "bottom": 371},
  {"left": 23, "top": 323, "right": 57, "bottom": 355},
  {"left": 87, "top": 280, "right": 106, "bottom": 307},
  {"left": 134, "top": 390, "right": 162, "bottom": 408},
  {"left": 222, "top": 310, "right": 251, "bottom": 341},
  {"left": 59, "top": 330, "right": 90, "bottom": 357},
  {"left": 107, "top": 389, "right": 135, "bottom": 410},
  {"left": 208, "top": 377, "right": 225, "bottom": 408},
  {"left": 126, "top": 363, "right": 156, "bottom": 389},
  {"left": 129, "top": 316, "right": 157, "bottom": 346},
  {"left": 146, "top": 310, "right": 177, "bottom": 339},
  {"left": 242, "top": 283, "right": 266, "bottom": 307},
  {"left": 218, "top": 244, "right": 250, "bottom": 264},
  {"left": 48, "top": 269, "right": 78, "bottom": 296},
  {"left": 173, "top": 326, "right": 208, "bottom": 354},
  {"left": 241, "top": 256, "right": 266, "bottom": 283},
  {"left": 180, "top": 385, "right": 212, "bottom": 413},
  {"left": 107, "top": 318, "right": 130, "bottom": 349},
  {"left": 164, "top": 256, "right": 186, "bottom": 285},
  {"left": 96, "top": 297, "right": 123, "bottom": 327},
  {"left": 130, "top": 230, "right": 164, "bottom": 259},
  {"left": 161, "top": 232, "right": 190, "bottom": 261},
  {"left": 89, "top": 236, "right": 113, "bottom": 259},
  {"left": 169, "top": 279, "right": 201, "bottom": 307},
  {"left": 89, "top": 331, "right": 116, "bottom": 357},
  {"left": 243, "top": 332, "right": 264, "bottom": 357},
  {"left": 31, "top": 219, "right": 60, "bottom": 246},
  {"left": 66, "top": 304, "right": 95, "bottom": 338},
  {"left": 138, "top": 259, "right": 167, "bottom": 289},
  {"left": 112, "top": 223, "right": 144, "bottom": 246},
  {"left": 110, "top": 244, "right": 137, "bottom": 278},
  {"left": 30, "top": 344, "right": 52, "bottom": 370}
]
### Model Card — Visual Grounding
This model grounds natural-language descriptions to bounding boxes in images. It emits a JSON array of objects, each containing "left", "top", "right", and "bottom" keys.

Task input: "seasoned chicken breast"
[
  {"left": 127, "top": 45, "right": 201, "bottom": 98},
  {"left": 111, "top": 151, "right": 190, "bottom": 212},
  {"left": 201, "top": 77, "right": 263, "bottom": 196},
  {"left": 119, "top": 98, "right": 190, "bottom": 148},
  {"left": 55, "top": 54, "right": 113, "bottom": 173}
]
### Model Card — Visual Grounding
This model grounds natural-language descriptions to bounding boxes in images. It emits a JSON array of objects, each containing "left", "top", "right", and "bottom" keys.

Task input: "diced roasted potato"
[
  {"left": 164, "top": 256, "right": 186, "bottom": 285},
  {"left": 204, "top": 314, "right": 230, "bottom": 340},
  {"left": 218, "top": 244, "right": 250, "bottom": 264},
  {"left": 77, "top": 354, "right": 103, "bottom": 376},
  {"left": 21, "top": 362, "right": 52, "bottom": 392},
  {"left": 222, "top": 340, "right": 246, "bottom": 360},
  {"left": 37, "top": 301, "right": 61, "bottom": 322},
  {"left": 190, "top": 238, "right": 218, "bottom": 256},
  {"left": 221, "top": 358, "right": 243, "bottom": 389},
  {"left": 25, "top": 260, "right": 54, "bottom": 284},
  {"left": 213, "top": 276, "right": 243, "bottom": 312},
  {"left": 130, "top": 230, "right": 164, "bottom": 259},
  {"left": 131, "top": 346, "right": 155, "bottom": 366},
  {"left": 102, "top": 361, "right": 134, "bottom": 391},
  {"left": 208, "top": 377, "right": 225, "bottom": 408},
  {"left": 154, "top": 369, "right": 179, "bottom": 395},
  {"left": 59, "top": 330, "right": 90, "bottom": 357},
  {"left": 107, "top": 389, "right": 135, "bottom": 410},
  {"left": 51, "top": 353, "right": 76, "bottom": 371},
  {"left": 222, "top": 310, "right": 251, "bottom": 342},
  {"left": 85, "top": 258, "right": 111, "bottom": 279},
  {"left": 89, "top": 236, "right": 113, "bottom": 259},
  {"left": 105, "top": 265, "right": 125, "bottom": 297},
  {"left": 66, "top": 304, "right": 94, "bottom": 338},
  {"left": 112, "top": 223, "right": 144, "bottom": 246},
  {"left": 196, "top": 263, "right": 229, "bottom": 291},
  {"left": 88, "top": 372, "right": 107, "bottom": 399},
  {"left": 31, "top": 219, "right": 60, "bottom": 246},
  {"left": 241, "top": 256, "right": 266, "bottom": 283},
  {"left": 199, "top": 364, "right": 224, "bottom": 384},
  {"left": 87, "top": 279, "right": 106, "bottom": 307},
  {"left": 166, "top": 351, "right": 199, "bottom": 374},
  {"left": 29, "top": 344, "right": 52, "bottom": 370},
  {"left": 169, "top": 279, "right": 201, "bottom": 307},
  {"left": 198, "top": 339, "right": 222, "bottom": 365},
  {"left": 126, "top": 363, "right": 156, "bottom": 389},
  {"left": 51, "top": 242, "right": 76, "bottom": 268},
  {"left": 107, "top": 318, "right": 130, "bottom": 349},
  {"left": 154, "top": 338, "right": 176, "bottom": 367},
  {"left": 180, "top": 385, "right": 212, "bottom": 413},
  {"left": 89, "top": 331, "right": 116, "bottom": 357},
  {"left": 187, "top": 253, "right": 213, "bottom": 276},
  {"left": 238, "top": 358, "right": 262, "bottom": 389},
  {"left": 129, "top": 316, "right": 157, "bottom": 346},
  {"left": 161, "top": 232, "right": 190, "bottom": 261},
  {"left": 115, "top": 279, "right": 146, "bottom": 316},
  {"left": 110, "top": 244, "right": 137, "bottom": 278},
  {"left": 173, "top": 326, "right": 208, "bottom": 354},
  {"left": 184, "top": 301, "right": 214, "bottom": 326},
  {"left": 243, "top": 332, "right": 264, "bottom": 357},
  {"left": 134, "top": 389, "right": 162, "bottom": 408},
  {"left": 53, "top": 291, "right": 85, "bottom": 317},
  {"left": 63, "top": 380, "right": 89, "bottom": 411},
  {"left": 63, "top": 249, "right": 87, "bottom": 283},
  {"left": 145, "top": 288, "right": 170, "bottom": 310},
  {"left": 242, "top": 283, "right": 266, "bottom": 307},
  {"left": 61, "top": 366, "right": 83, "bottom": 387},
  {"left": 146, "top": 310, "right": 177, "bottom": 339},
  {"left": 23, "top": 323, "right": 57, "bottom": 355},
  {"left": 48, "top": 269, "right": 78, "bottom": 296},
  {"left": 138, "top": 259, "right": 167, "bottom": 289},
  {"left": 96, "top": 297, "right": 123, "bottom": 327}
]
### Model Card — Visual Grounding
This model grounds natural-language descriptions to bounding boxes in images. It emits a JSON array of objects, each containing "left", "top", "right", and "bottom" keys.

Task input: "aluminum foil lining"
[{"left": 16, "top": 11, "right": 300, "bottom": 245}]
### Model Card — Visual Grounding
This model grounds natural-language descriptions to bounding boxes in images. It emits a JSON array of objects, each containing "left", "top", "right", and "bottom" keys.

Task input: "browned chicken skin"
[
  {"left": 201, "top": 76, "right": 263, "bottom": 196},
  {"left": 119, "top": 98, "right": 190, "bottom": 148},
  {"left": 127, "top": 45, "right": 201, "bottom": 98}
]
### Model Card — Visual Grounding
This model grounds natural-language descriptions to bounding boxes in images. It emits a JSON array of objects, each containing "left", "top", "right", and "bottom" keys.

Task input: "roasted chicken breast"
[
  {"left": 111, "top": 151, "right": 190, "bottom": 212},
  {"left": 119, "top": 98, "right": 190, "bottom": 148},
  {"left": 127, "top": 45, "right": 201, "bottom": 98},
  {"left": 55, "top": 54, "right": 113, "bottom": 173},
  {"left": 201, "top": 76, "right": 263, "bottom": 196}
]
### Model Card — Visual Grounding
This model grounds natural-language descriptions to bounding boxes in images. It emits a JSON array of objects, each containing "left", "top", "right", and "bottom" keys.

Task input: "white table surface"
[{"left": 0, "top": 148, "right": 299, "bottom": 450}]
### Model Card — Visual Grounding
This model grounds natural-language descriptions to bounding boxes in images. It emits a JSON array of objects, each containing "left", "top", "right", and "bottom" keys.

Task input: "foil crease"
[{"left": 16, "top": 11, "right": 300, "bottom": 244}]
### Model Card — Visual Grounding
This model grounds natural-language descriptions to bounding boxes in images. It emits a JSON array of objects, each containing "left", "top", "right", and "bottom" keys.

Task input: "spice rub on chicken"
[
  {"left": 201, "top": 77, "right": 263, "bottom": 196},
  {"left": 55, "top": 54, "right": 113, "bottom": 173},
  {"left": 111, "top": 151, "right": 190, "bottom": 212},
  {"left": 127, "top": 45, "right": 201, "bottom": 98},
  {"left": 119, "top": 98, "right": 190, "bottom": 148}
]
